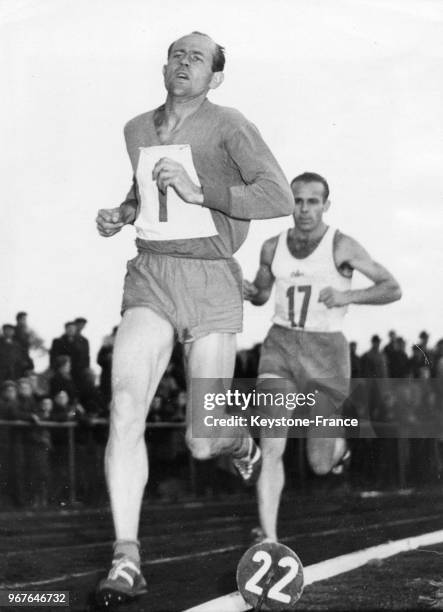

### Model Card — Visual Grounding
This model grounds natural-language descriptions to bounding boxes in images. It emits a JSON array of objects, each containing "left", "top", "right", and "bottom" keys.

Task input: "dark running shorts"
[
  {"left": 258, "top": 324, "right": 350, "bottom": 407},
  {"left": 121, "top": 251, "right": 243, "bottom": 343}
]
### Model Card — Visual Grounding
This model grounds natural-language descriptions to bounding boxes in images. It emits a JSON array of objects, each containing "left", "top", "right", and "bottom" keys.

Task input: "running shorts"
[
  {"left": 121, "top": 251, "right": 243, "bottom": 343},
  {"left": 258, "top": 324, "right": 350, "bottom": 407}
]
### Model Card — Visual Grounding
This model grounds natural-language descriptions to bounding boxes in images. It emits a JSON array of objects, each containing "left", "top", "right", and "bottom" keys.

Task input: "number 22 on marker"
[{"left": 244, "top": 550, "right": 299, "bottom": 604}]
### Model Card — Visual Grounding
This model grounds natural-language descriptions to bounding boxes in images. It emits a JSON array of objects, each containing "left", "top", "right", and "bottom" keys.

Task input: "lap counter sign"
[{"left": 236, "top": 542, "right": 304, "bottom": 611}]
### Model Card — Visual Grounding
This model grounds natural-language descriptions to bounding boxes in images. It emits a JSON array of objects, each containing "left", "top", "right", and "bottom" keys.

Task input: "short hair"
[
  {"left": 2, "top": 324, "right": 15, "bottom": 332},
  {"left": 167, "top": 32, "right": 226, "bottom": 72},
  {"left": 65, "top": 321, "right": 76, "bottom": 329},
  {"left": 290, "top": 172, "right": 330, "bottom": 201},
  {"left": 75, "top": 317, "right": 87, "bottom": 325},
  {"left": 371, "top": 334, "right": 381, "bottom": 344},
  {"left": 16, "top": 311, "right": 27, "bottom": 320}
]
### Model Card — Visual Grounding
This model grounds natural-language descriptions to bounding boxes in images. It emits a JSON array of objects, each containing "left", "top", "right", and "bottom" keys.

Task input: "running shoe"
[
  {"left": 96, "top": 554, "right": 147, "bottom": 606},
  {"left": 232, "top": 437, "right": 262, "bottom": 486},
  {"left": 331, "top": 448, "right": 351, "bottom": 475}
]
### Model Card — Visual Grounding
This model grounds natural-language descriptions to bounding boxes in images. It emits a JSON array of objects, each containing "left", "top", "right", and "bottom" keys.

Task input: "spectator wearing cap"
[
  {"left": 50, "top": 322, "right": 82, "bottom": 383},
  {"left": 389, "top": 337, "right": 410, "bottom": 378},
  {"left": 0, "top": 324, "right": 32, "bottom": 383},
  {"left": 383, "top": 330, "right": 397, "bottom": 377},
  {"left": 361, "top": 335, "right": 388, "bottom": 379},
  {"left": 14, "top": 312, "right": 45, "bottom": 356},
  {"left": 73, "top": 317, "right": 90, "bottom": 386}
]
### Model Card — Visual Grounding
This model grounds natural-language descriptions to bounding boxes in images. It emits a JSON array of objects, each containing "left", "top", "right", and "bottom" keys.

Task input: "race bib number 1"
[
  {"left": 237, "top": 542, "right": 304, "bottom": 610},
  {"left": 135, "top": 144, "right": 218, "bottom": 241}
]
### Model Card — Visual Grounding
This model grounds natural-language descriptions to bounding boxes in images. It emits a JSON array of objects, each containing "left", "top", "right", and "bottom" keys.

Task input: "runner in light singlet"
[
  {"left": 244, "top": 172, "right": 402, "bottom": 543},
  {"left": 95, "top": 32, "right": 294, "bottom": 604}
]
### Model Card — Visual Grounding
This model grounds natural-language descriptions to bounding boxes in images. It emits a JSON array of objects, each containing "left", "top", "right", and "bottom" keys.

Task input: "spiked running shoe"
[
  {"left": 250, "top": 526, "right": 277, "bottom": 545},
  {"left": 331, "top": 448, "right": 351, "bottom": 475},
  {"left": 232, "top": 437, "right": 262, "bottom": 486},
  {"left": 96, "top": 554, "right": 147, "bottom": 606}
]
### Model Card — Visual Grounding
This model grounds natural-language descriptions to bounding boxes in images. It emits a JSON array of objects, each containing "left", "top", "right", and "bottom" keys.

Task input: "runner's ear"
[{"left": 209, "top": 71, "right": 224, "bottom": 90}]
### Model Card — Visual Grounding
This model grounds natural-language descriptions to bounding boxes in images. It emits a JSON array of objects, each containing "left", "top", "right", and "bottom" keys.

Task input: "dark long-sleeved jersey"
[{"left": 122, "top": 99, "right": 294, "bottom": 259}]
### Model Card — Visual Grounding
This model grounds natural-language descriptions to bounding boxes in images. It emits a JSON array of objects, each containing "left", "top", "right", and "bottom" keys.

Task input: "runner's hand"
[
  {"left": 243, "top": 280, "right": 259, "bottom": 301},
  {"left": 96, "top": 205, "right": 136, "bottom": 237},
  {"left": 152, "top": 158, "right": 204, "bottom": 204},
  {"left": 318, "top": 287, "right": 349, "bottom": 308}
]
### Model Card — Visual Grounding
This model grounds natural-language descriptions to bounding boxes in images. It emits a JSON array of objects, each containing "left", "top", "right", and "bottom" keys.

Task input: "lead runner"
[{"left": 94, "top": 32, "right": 294, "bottom": 604}]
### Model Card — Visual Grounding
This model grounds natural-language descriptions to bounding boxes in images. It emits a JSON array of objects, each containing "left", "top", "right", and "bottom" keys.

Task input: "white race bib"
[{"left": 135, "top": 144, "right": 218, "bottom": 241}]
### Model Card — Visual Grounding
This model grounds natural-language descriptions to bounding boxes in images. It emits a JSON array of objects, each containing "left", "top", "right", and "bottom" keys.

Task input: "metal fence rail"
[{"left": 0, "top": 419, "right": 191, "bottom": 504}]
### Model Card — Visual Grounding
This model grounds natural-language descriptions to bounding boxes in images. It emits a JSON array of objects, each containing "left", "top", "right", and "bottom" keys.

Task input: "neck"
[
  {"left": 164, "top": 93, "right": 207, "bottom": 123},
  {"left": 290, "top": 221, "right": 328, "bottom": 242}
]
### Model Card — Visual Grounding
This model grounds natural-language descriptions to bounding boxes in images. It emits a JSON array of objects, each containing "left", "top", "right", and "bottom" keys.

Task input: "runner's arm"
[
  {"left": 319, "top": 235, "right": 402, "bottom": 308},
  {"left": 244, "top": 237, "right": 278, "bottom": 305},
  {"left": 202, "top": 122, "right": 294, "bottom": 220}
]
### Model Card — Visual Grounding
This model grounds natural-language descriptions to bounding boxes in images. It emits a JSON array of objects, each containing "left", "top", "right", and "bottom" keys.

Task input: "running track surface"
[{"left": 2, "top": 487, "right": 443, "bottom": 611}]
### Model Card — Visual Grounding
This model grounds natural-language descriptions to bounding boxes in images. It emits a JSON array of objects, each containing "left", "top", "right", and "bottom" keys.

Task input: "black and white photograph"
[{"left": 1, "top": 0, "right": 443, "bottom": 610}]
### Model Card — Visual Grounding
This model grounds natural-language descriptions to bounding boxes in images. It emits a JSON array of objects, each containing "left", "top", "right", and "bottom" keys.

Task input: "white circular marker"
[{"left": 237, "top": 542, "right": 304, "bottom": 611}]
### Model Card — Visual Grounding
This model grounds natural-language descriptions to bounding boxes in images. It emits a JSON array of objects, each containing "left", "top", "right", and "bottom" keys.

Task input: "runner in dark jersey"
[{"left": 95, "top": 32, "right": 294, "bottom": 604}]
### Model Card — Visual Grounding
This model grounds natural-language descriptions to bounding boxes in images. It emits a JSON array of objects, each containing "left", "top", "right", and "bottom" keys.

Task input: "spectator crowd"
[{"left": 1, "top": 312, "right": 443, "bottom": 509}]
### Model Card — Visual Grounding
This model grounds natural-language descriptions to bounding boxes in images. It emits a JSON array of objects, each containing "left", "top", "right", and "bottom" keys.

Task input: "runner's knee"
[
  {"left": 307, "top": 444, "right": 335, "bottom": 475},
  {"left": 110, "top": 390, "right": 146, "bottom": 440},
  {"left": 261, "top": 441, "right": 285, "bottom": 462},
  {"left": 185, "top": 431, "right": 213, "bottom": 460}
]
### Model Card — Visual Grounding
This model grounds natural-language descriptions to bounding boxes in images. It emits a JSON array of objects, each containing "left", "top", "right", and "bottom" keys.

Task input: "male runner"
[
  {"left": 244, "top": 172, "right": 401, "bottom": 542},
  {"left": 95, "top": 32, "right": 294, "bottom": 603}
]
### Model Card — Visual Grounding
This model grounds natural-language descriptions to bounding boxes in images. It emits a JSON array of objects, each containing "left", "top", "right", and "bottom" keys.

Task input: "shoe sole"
[{"left": 95, "top": 585, "right": 147, "bottom": 607}]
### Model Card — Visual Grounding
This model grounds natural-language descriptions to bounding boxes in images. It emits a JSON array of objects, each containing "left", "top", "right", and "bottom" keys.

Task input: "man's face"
[
  {"left": 163, "top": 34, "right": 222, "bottom": 98},
  {"left": 55, "top": 391, "right": 69, "bottom": 407},
  {"left": 41, "top": 398, "right": 53, "bottom": 416},
  {"left": 3, "top": 326, "right": 14, "bottom": 340},
  {"left": 18, "top": 380, "right": 32, "bottom": 398},
  {"left": 3, "top": 386, "right": 17, "bottom": 402},
  {"left": 65, "top": 324, "right": 76, "bottom": 338},
  {"left": 291, "top": 181, "right": 329, "bottom": 233}
]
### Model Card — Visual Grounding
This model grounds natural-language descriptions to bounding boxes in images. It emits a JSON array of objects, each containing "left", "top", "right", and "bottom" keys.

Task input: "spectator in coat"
[
  {"left": 0, "top": 324, "right": 32, "bottom": 383},
  {"left": 73, "top": 317, "right": 90, "bottom": 385},
  {"left": 50, "top": 322, "right": 81, "bottom": 380}
]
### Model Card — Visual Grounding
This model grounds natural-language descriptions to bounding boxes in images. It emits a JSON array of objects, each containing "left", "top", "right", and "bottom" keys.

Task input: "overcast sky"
[{"left": 1, "top": 0, "right": 442, "bottom": 368}]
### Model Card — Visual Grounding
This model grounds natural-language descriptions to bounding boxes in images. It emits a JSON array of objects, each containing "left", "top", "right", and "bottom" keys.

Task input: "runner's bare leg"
[{"left": 105, "top": 307, "right": 174, "bottom": 540}]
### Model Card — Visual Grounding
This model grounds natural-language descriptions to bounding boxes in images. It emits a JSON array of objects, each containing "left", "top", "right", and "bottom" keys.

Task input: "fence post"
[
  {"left": 397, "top": 438, "right": 407, "bottom": 490},
  {"left": 67, "top": 424, "right": 77, "bottom": 504},
  {"left": 188, "top": 451, "right": 197, "bottom": 497}
]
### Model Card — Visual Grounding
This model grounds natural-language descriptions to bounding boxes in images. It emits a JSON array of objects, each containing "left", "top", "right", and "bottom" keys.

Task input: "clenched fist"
[
  {"left": 318, "top": 286, "right": 349, "bottom": 309},
  {"left": 243, "top": 280, "right": 259, "bottom": 301},
  {"left": 96, "top": 204, "right": 136, "bottom": 237}
]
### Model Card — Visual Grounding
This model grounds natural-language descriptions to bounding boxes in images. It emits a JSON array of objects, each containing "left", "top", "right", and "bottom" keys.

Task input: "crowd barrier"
[
  {"left": 0, "top": 419, "right": 196, "bottom": 505},
  {"left": 1, "top": 414, "right": 435, "bottom": 506}
]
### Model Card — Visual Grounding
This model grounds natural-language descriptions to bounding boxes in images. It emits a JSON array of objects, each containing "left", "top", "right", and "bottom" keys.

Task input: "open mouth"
[{"left": 175, "top": 72, "right": 189, "bottom": 80}]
